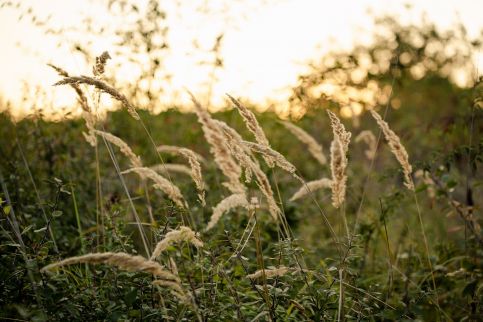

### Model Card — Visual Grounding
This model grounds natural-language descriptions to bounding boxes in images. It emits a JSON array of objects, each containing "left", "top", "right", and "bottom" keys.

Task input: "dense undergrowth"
[
  {"left": 0, "top": 13, "right": 482, "bottom": 321},
  {"left": 1, "top": 84, "right": 481, "bottom": 320}
]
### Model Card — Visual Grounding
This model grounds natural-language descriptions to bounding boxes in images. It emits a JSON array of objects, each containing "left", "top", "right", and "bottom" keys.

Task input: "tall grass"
[{"left": 1, "top": 51, "right": 480, "bottom": 321}]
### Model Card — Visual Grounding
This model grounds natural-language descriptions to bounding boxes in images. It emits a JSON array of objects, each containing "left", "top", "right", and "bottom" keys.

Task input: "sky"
[{"left": 0, "top": 0, "right": 482, "bottom": 119}]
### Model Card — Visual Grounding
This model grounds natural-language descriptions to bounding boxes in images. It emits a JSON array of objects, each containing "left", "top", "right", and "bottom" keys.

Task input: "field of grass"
[
  {"left": 1, "top": 70, "right": 481, "bottom": 321},
  {"left": 0, "top": 14, "right": 482, "bottom": 322}
]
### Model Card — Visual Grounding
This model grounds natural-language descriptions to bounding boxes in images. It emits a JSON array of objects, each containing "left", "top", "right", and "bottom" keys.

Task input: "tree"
[{"left": 289, "top": 16, "right": 482, "bottom": 120}]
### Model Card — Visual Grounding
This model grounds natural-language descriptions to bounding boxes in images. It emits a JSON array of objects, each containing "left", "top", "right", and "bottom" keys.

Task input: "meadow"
[{"left": 0, "top": 15, "right": 482, "bottom": 322}]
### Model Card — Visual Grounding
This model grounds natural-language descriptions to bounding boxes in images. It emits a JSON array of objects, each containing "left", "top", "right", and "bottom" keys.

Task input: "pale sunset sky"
[{"left": 0, "top": 0, "right": 482, "bottom": 118}]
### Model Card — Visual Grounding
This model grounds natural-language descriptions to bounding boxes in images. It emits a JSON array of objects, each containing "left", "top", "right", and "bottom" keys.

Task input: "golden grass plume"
[
  {"left": 190, "top": 94, "right": 245, "bottom": 194},
  {"left": 370, "top": 110, "right": 414, "bottom": 190},
  {"left": 41, "top": 252, "right": 179, "bottom": 282},
  {"left": 122, "top": 167, "right": 187, "bottom": 208},
  {"left": 281, "top": 121, "right": 327, "bottom": 165},
  {"left": 212, "top": 120, "right": 281, "bottom": 220},
  {"left": 150, "top": 226, "right": 203, "bottom": 260},
  {"left": 93, "top": 129, "right": 142, "bottom": 167},
  {"left": 243, "top": 141, "right": 302, "bottom": 182},
  {"left": 327, "top": 110, "right": 351, "bottom": 208},
  {"left": 290, "top": 178, "right": 332, "bottom": 202},
  {"left": 227, "top": 94, "right": 275, "bottom": 167},
  {"left": 93, "top": 51, "right": 111, "bottom": 77},
  {"left": 355, "top": 130, "right": 377, "bottom": 160},
  {"left": 151, "top": 163, "right": 192, "bottom": 176},
  {"left": 205, "top": 193, "right": 253, "bottom": 231},
  {"left": 157, "top": 145, "right": 206, "bottom": 204},
  {"left": 54, "top": 75, "right": 140, "bottom": 120},
  {"left": 246, "top": 266, "right": 309, "bottom": 280}
]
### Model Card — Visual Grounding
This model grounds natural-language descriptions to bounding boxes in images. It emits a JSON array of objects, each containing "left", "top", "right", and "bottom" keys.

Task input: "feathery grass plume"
[
  {"left": 355, "top": 130, "right": 377, "bottom": 160},
  {"left": 157, "top": 145, "right": 206, "bottom": 205},
  {"left": 48, "top": 64, "right": 96, "bottom": 144},
  {"left": 281, "top": 121, "right": 327, "bottom": 165},
  {"left": 211, "top": 119, "right": 256, "bottom": 182},
  {"left": 243, "top": 141, "right": 302, "bottom": 182},
  {"left": 41, "top": 252, "right": 179, "bottom": 282},
  {"left": 93, "top": 130, "right": 142, "bottom": 167},
  {"left": 48, "top": 64, "right": 89, "bottom": 112},
  {"left": 151, "top": 163, "right": 192, "bottom": 176},
  {"left": 290, "top": 178, "right": 332, "bottom": 201},
  {"left": 212, "top": 120, "right": 281, "bottom": 220},
  {"left": 247, "top": 266, "right": 291, "bottom": 279},
  {"left": 122, "top": 167, "right": 187, "bottom": 209},
  {"left": 82, "top": 111, "right": 98, "bottom": 147},
  {"left": 212, "top": 119, "right": 247, "bottom": 149},
  {"left": 327, "top": 111, "right": 351, "bottom": 208},
  {"left": 190, "top": 93, "right": 245, "bottom": 194},
  {"left": 248, "top": 156, "right": 281, "bottom": 221},
  {"left": 179, "top": 149, "right": 206, "bottom": 205},
  {"left": 157, "top": 145, "right": 205, "bottom": 163},
  {"left": 212, "top": 119, "right": 255, "bottom": 155},
  {"left": 329, "top": 138, "right": 347, "bottom": 208},
  {"left": 369, "top": 110, "right": 414, "bottom": 190},
  {"left": 227, "top": 94, "right": 275, "bottom": 167},
  {"left": 230, "top": 146, "right": 280, "bottom": 220},
  {"left": 327, "top": 111, "right": 351, "bottom": 152},
  {"left": 54, "top": 75, "right": 140, "bottom": 120},
  {"left": 93, "top": 51, "right": 111, "bottom": 77},
  {"left": 206, "top": 193, "right": 251, "bottom": 231},
  {"left": 169, "top": 256, "right": 179, "bottom": 276},
  {"left": 191, "top": 95, "right": 280, "bottom": 220},
  {"left": 152, "top": 280, "right": 190, "bottom": 303},
  {"left": 150, "top": 226, "right": 203, "bottom": 260}
]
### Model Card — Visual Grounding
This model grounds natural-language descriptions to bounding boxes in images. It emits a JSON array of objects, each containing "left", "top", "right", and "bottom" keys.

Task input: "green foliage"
[{"left": 0, "top": 18, "right": 482, "bottom": 321}]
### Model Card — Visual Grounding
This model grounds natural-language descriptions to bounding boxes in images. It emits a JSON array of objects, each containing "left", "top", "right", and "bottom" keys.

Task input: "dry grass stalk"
[
  {"left": 93, "top": 51, "right": 111, "bottom": 77},
  {"left": 93, "top": 130, "right": 142, "bottom": 167},
  {"left": 212, "top": 120, "right": 249, "bottom": 151},
  {"left": 250, "top": 159, "right": 281, "bottom": 221},
  {"left": 152, "top": 280, "right": 190, "bottom": 303},
  {"left": 54, "top": 75, "right": 140, "bottom": 120},
  {"left": 355, "top": 130, "right": 377, "bottom": 160},
  {"left": 213, "top": 120, "right": 281, "bottom": 220},
  {"left": 48, "top": 64, "right": 69, "bottom": 78},
  {"left": 48, "top": 64, "right": 90, "bottom": 113},
  {"left": 157, "top": 146, "right": 206, "bottom": 205},
  {"left": 82, "top": 111, "right": 98, "bottom": 147},
  {"left": 212, "top": 119, "right": 255, "bottom": 182},
  {"left": 179, "top": 149, "right": 206, "bottom": 205},
  {"left": 227, "top": 94, "right": 275, "bottom": 167},
  {"left": 247, "top": 266, "right": 293, "bottom": 279},
  {"left": 122, "top": 167, "right": 187, "bottom": 209},
  {"left": 327, "top": 111, "right": 351, "bottom": 153},
  {"left": 190, "top": 94, "right": 245, "bottom": 194},
  {"left": 48, "top": 64, "right": 96, "bottom": 145},
  {"left": 157, "top": 145, "right": 205, "bottom": 163},
  {"left": 150, "top": 226, "right": 203, "bottom": 260},
  {"left": 281, "top": 121, "right": 327, "bottom": 165},
  {"left": 41, "top": 252, "right": 179, "bottom": 282},
  {"left": 151, "top": 163, "right": 192, "bottom": 176},
  {"left": 191, "top": 94, "right": 280, "bottom": 220},
  {"left": 206, "top": 193, "right": 252, "bottom": 231},
  {"left": 327, "top": 111, "right": 351, "bottom": 208},
  {"left": 369, "top": 110, "right": 414, "bottom": 190},
  {"left": 290, "top": 178, "right": 332, "bottom": 201},
  {"left": 243, "top": 141, "right": 302, "bottom": 182},
  {"left": 169, "top": 256, "right": 179, "bottom": 276},
  {"left": 330, "top": 138, "right": 348, "bottom": 208}
]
